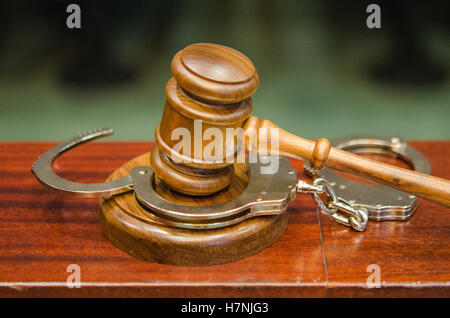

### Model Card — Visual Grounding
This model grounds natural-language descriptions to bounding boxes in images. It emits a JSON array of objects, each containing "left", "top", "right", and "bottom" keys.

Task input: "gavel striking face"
[{"left": 151, "top": 43, "right": 450, "bottom": 207}]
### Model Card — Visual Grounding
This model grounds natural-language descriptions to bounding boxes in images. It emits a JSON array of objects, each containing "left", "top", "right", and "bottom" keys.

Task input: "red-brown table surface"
[{"left": 0, "top": 141, "right": 449, "bottom": 297}]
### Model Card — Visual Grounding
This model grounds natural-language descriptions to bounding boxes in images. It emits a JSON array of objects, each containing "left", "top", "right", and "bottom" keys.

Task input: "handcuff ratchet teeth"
[{"left": 31, "top": 128, "right": 134, "bottom": 198}]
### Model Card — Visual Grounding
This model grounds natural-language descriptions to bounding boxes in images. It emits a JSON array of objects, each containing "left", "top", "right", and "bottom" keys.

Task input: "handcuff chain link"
[{"left": 297, "top": 178, "right": 369, "bottom": 231}]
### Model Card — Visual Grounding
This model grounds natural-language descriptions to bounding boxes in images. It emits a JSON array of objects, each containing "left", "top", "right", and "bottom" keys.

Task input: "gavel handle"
[{"left": 244, "top": 116, "right": 450, "bottom": 207}]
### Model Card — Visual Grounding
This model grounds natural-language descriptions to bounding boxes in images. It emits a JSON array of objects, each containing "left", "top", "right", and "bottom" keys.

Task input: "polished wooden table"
[{"left": 0, "top": 141, "right": 449, "bottom": 297}]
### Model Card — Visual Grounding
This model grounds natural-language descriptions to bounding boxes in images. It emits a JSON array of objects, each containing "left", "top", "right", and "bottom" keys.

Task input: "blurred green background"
[{"left": 0, "top": 0, "right": 449, "bottom": 141}]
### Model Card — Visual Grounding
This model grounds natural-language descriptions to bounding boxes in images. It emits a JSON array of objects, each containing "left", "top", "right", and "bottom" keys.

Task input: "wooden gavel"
[{"left": 150, "top": 43, "right": 450, "bottom": 207}]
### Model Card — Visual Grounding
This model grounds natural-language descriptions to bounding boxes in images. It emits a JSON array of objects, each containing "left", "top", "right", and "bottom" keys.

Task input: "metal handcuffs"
[
  {"left": 303, "top": 136, "right": 431, "bottom": 222},
  {"left": 31, "top": 129, "right": 297, "bottom": 230},
  {"left": 31, "top": 129, "right": 431, "bottom": 231}
]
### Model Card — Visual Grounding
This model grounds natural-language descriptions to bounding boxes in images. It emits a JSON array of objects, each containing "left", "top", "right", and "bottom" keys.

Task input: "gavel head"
[{"left": 150, "top": 43, "right": 259, "bottom": 195}]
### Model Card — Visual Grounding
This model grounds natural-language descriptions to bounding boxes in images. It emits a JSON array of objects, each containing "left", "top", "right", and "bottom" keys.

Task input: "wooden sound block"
[{"left": 98, "top": 152, "right": 289, "bottom": 266}]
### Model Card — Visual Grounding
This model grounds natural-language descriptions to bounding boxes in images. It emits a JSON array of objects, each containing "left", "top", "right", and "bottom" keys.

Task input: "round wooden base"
[{"left": 98, "top": 151, "right": 289, "bottom": 266}]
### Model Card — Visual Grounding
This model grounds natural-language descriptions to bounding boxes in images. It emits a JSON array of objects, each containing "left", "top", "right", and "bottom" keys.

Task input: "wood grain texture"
[
  {"left": 99, "top": 151, "right": 289, "bottom": 265},
  {"left": 171, "top": 43, "right": 259, "bottom": 103},
  {"left": 0, "top": 141, "right": 325, "bottom": 297},
  {"left": 152, "top": 43, "right": 255, "bottom": 195},
  {"left": 0, "top": 141, "right": 448, "bottom": 297},
  {"left": 159, "top": 77, "right": 252, "bottom": 166},
  {"left": 320, "top": 142, "right": 450, "bottom": 297},
  {"left": 150, "top": 147, "right": 235, "bottom": 195},
  {"left": 244, "top": 116, "right": 450, "bottom": 207},
  {"left": 158, "top": 42, "right": 450, "bottom": 201}
]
